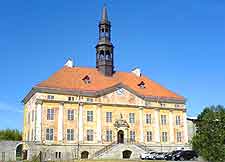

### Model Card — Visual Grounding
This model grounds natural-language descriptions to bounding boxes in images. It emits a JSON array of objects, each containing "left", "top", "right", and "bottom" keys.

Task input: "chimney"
[
  {"left": 131, "top": 68, "right": 141, "bottom": 77},
  {"left": 64, "top": 58, "right": 73, "bottom": 68}
]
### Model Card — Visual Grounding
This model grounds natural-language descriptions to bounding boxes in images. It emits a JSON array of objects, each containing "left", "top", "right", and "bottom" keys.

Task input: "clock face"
[{"left": 116, "top": 88, "right": 125, "bottom": 95}]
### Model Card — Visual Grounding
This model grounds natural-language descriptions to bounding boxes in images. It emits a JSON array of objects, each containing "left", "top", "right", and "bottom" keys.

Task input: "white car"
[{"left": 140, "top": 151, "right": 156, "bottom": 160}]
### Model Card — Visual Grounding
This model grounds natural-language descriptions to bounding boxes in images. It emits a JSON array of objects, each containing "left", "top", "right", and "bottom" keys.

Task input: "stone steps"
[{"left": 94, "top": 144, "right": 145, "bottom": 159}]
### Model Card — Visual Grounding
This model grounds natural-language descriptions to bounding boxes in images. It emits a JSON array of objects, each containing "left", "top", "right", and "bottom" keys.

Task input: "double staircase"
[{"left": 92, "top": 142, "right": 148, "bottom": 159}]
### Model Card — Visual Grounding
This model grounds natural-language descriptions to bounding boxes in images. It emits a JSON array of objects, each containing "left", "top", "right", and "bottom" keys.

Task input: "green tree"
[
  {"left": 192, "top": 105, "right": 225, "bottom": 162},
  {"left": 0, "top": 128, "right": 22, "bottom": 141}
]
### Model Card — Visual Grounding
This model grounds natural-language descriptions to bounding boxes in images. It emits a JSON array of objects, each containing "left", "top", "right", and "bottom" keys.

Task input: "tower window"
[
  {"left": 82, "top": 75, "right": 91, "bottom": 84},
  {"left": 99, "top": 50, "right": 105, "bottom": 60},
  {"left": 138, "top": 81, "right": 146, "bottom": 89},
  {"left": 105, "top": 51, "right": 111, "bottom": 60},
  {"left": 101, "top": 28, "right": 105, "bottom": 32},
  {"left": 105, "top": 28, "right": 108, "bottom": 32}
]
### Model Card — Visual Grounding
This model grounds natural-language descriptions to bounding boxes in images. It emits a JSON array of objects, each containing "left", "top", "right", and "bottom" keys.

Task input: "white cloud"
[{"left": 0, "top": 101, "right": 23, "bottom": 113}]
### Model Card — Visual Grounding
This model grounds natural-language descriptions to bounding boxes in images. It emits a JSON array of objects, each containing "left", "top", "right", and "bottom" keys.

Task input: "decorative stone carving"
[{"left": 114, "top": 114, "right": 129, "bottom": 128}]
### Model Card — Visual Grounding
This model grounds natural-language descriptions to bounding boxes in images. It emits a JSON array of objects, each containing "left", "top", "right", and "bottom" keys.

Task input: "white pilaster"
[
  {"left": 96, "top": 104, "right": 102, "bottom": 143},
  {"left": 139, "top": 107, "right": 144, "bottom": 143},
  {"left": 35, "top": 100, "right": 42, "bottom": 142},
  {"left": 78, "top": 103, "right": 84, "bottom": 143},
  {"left": 58, "top": 102, "right": 64, "bottom": 142},
  {"left": 169, "top": 110, "right": 174, "bottom": 143},
  {"left": 154, "top": 108, "right": 160, "bottom": 143},
  {"left": 183, "top": 110, "right": 188, "bottom": 144}
]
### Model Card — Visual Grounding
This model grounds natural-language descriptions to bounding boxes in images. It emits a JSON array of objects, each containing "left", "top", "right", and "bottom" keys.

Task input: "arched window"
[
  {"left": 99, "top": 50, "right": 104, "bottom": 60},
  {"left": 81, "top": 151, "right": 89, "bottom": 159},
  {"left": 105, "top": 50, "right": 111, "bottom": 60}
]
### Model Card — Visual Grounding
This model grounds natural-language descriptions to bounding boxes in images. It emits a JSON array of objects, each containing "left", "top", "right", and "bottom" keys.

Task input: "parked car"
[
  {"left": 140, "top": 151, "right": 157, "bottom": 160},
  {"left": 154, "top": 152, "right": 166, "bottom": 160},
  {"left": 164, "top": 150, "right": 183, "bottom": 160},
  {"left": 172, "top": 150, "right": 198, "bottom": 161}
]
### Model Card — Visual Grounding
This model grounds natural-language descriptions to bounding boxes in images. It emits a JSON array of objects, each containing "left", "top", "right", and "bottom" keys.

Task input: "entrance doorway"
[
  {"left": 117, "top": 130, "right": 124, "bottom": 143},
  {"left": 81, "top": 151, "right": 89, "bottom": 159},
  {"left": 16, "top": 144, "right": 23, "bottom": 160},
  {"left": 123, "top": 150, "right": 132, "bottom": 159}
]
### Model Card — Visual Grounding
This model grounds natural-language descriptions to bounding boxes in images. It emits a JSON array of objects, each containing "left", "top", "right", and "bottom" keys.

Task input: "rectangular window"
[
  {"left": 106, "top": 130, "right": 112, "bottom": 142},
  {"left": 130, "top": 131, "right": 135, "bottom": 142},
  {"left": 87, "top": 129, "right": 93, "bottom": 141},
  {"left": 68, "top": 110, "right": 74, "bottom": 120},
  {"left": 28, "top": 112, "right": 30, "bottom": 124},
  {"left": 32, "top": 110, "right": 34, "bottom": 122},
  {"left": 177, "top": 131, "right": 182, "bottom": 142},
  {"left": 31, "top": 129, "right": 33, "bottom": 141},
  {"left": 129, "top": 113, "right": 135, "bottom": 123},
  {"left": 55, "top": 152, "right": 62, "bottom": 159},
  {"left": 106, "top": 112, "right": 112, "bottom": 122},
  {"left": 162, "top": 132, "right": 167, "bottom": 142},
  {"left": 2, "top": 152, "right": 5, "bottom": 161},
  {"left": 87, "top": 111, "right": 93, "bottom": 122},
  {"left": 47, "top": 109, "right": 54, "bottom": 120},
  {"left": 146, "top": 114, "right": 151, "bottom": 124},
  {"left": 68, "top": 96, "right": 75, "bottom": 101},
  {"left": 46, "top": 128, "right": 54, "bottom": 141},
  {"left": 147, "top": 131, "right": 152, "bottom": 142},
  {"left": 47, "top": 95, "right": 54, "bottom": 100},
  {"left": 161, "top": 115, "right": 167, "bottom": 125},
  {"left": 160, "top": 103, "right": 166, "bottom": 107},
  {"left": 67, "top": 129, "right": 74, "bottom": 141},
  {"left": 86, "top": 98, "right": 93, "bottom": 102},
  {"left": 27, "top": 131, "right": 29, "bottom": 141},
  {"left": 176, "top": 116, "right": 181, "bottom": 125}
]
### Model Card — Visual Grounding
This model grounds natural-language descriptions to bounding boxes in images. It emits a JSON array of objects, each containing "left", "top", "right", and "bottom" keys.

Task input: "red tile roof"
[{"left": 36, "top": 66, "right": 184, "bottom": 100}]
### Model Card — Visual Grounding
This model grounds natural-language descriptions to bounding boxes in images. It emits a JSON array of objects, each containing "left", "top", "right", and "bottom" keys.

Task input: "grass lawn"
[{"left": 73, "top": 160, "right": 166, "bottom": 162}]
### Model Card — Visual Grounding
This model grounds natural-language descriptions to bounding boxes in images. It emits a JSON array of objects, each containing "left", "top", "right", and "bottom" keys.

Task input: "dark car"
[
  {"left": 172, "top": 150, "right": 198, "bottom": 161},
  {"left": 164, "top": 150, "right": 183, "bottom": 160}
]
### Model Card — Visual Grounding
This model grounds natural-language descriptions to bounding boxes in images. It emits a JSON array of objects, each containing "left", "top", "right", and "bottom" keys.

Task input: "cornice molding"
[{"left": 22, "top": 85, "right": 186, "bottom": 104}]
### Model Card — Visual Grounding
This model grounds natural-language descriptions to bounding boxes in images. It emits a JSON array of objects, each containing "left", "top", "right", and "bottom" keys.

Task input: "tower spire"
[
  {"left": 101, "top": 5, "right": 108, "bottom": 21},
  {"left": 96, "top": 5, "right": 114, "bottom": 76}
]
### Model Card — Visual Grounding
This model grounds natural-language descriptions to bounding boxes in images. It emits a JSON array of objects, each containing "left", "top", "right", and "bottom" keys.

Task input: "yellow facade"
[{"left": 23, "top": 88, "right": 187, "bottom": 146}]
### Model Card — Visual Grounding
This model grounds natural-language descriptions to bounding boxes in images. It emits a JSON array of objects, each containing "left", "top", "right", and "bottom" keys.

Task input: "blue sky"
[{"left": 0, "top": 0, "right": 224, "bottom": 130}]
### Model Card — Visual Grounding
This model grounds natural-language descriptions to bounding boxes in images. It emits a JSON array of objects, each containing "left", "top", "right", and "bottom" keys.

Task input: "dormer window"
[
  {"left": 82, "top": 75, "right": 91, "bottom": 84},
  {"left": 138, "top": 81, "right": 146, "bottom": 89}
]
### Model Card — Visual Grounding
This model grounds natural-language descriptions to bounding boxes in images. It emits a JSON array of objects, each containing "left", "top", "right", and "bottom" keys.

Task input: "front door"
[{"left": 117, "top": 130, "right": 124, "bottom": 143}]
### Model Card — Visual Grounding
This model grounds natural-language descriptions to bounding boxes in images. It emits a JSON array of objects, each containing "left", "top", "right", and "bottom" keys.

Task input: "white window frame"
[
  {"left": 106, "top": 112, "right": 112, "bottom": 122},
  {"left": 68, "top": 109, "right": 74, "bottom": 120},
  {"left": 176, "top": 115, "right": 181, "bottom": 125},
  {"left": 47, "top": 109, "right": 54, "bottom": 120},
  {"left": 106, "top": 130, "right": 112, "bottom": 142},
  {"left": 87, "top": 129, "right": 94, "bottom": 141},
  {"left": 161, "top": 115, "right": 167, "bottom": 125},
  {"left": 147, "top": 131, "right": 152, "bottom": 142},
  {"left": 130, "top": 131, "right": 135, "bottom": 142},
  {"left": 67, "top": 129, "right": 74, "bottom": 141},
  {"left": 129, "top": 113, "right": 135, "bottom": 123},
  {"left": 87, "top": 111, "right": 93, "bottom": 122},
  {"left": 146, "top": 114, "right": 151, "bottom": 124},
  {"left": 177, "top": 131, "right": 182, "bottom": 142},
  {"left": 162, "top": 132, "right": 167, "bottom": 142},
  {"left": 46, "top": 128, "right": 54, "bottom": 141}
]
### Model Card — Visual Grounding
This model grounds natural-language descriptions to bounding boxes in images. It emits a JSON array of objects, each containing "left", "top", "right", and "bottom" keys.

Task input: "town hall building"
[{"left": 22, "top": 6, "right": 189, "bottom": 160}]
